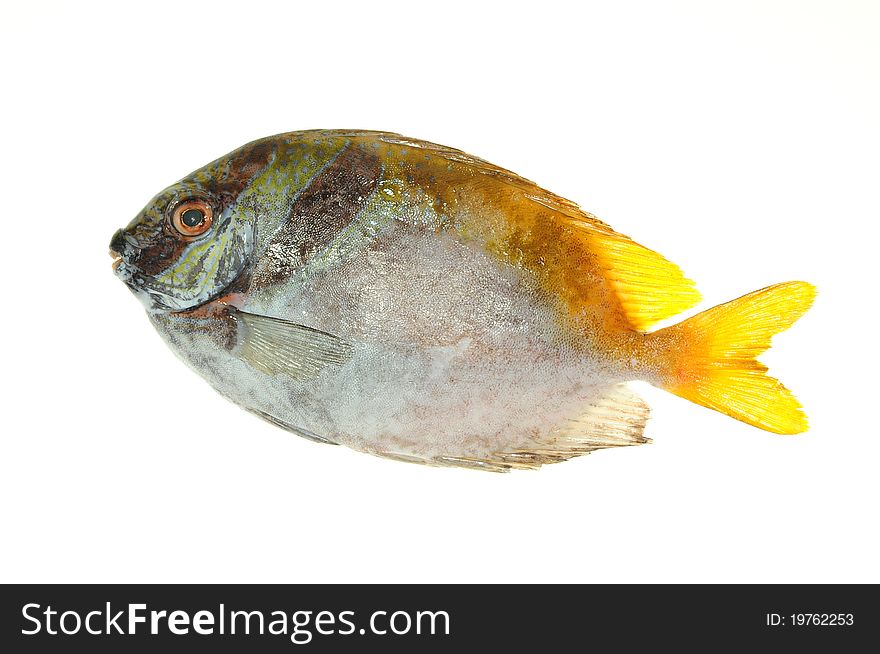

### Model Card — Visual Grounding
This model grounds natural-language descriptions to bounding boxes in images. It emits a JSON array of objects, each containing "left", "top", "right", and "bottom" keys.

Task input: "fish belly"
[{"left": 157, "top": 220, "right": 626, "bottom": 464}]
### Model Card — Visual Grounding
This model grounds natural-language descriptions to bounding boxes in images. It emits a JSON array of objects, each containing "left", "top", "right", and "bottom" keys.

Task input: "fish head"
[{"left": 109, "top": 139, "right": 276, "bottom": 312}]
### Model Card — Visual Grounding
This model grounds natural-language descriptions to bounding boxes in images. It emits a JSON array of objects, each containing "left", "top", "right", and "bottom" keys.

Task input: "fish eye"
[{"left": 171, "top": 200, "right": 214, "bottom": 237}]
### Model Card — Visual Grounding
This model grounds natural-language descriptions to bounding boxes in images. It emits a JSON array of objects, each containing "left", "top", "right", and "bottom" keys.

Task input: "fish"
[{"left": 110, "top": 130, "right": 815, "bottom": 471}]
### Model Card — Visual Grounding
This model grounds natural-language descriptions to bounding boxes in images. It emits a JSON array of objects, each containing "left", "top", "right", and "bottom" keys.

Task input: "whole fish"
[{"left": 110, "top": 130, "right": 814, "bottom": 471}]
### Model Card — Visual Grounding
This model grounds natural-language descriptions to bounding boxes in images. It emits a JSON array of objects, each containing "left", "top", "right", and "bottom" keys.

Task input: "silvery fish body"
[{"left": 111, "top": 130, "right": 813, "bottom": 471}]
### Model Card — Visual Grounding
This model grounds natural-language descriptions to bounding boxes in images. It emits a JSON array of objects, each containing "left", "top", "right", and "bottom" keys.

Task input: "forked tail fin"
[{"left": 651, "top": 281, "right": 816, "bottom": 434}]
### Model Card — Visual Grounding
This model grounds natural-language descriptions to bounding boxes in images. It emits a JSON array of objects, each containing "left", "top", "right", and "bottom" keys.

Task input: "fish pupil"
[{"left": 181, "top": 208, "right": 205, "bottom": 227}]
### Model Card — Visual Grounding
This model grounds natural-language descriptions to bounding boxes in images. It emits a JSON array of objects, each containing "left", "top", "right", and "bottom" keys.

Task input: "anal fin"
[
  {"left": 492, "top": 383, "right": 651, "bottom": 469},
  {"left": 545, "top": 383, "right": 651, "bottom": 449},
  {"left": 374, "top": 384, "right": 651, "bottom": 472}
]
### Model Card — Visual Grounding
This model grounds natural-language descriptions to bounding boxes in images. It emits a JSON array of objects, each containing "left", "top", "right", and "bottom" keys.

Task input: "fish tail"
[{"left": 649, "top": 281, "right": 816, "bottom": 434}]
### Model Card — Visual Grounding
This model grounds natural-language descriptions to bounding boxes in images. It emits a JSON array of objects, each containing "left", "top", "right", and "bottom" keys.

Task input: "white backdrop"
[{"left": 1, "top": 0, "right": 877, "bottom": 583}]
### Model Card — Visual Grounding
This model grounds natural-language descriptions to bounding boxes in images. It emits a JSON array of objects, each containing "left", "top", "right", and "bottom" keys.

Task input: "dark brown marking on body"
[
  {"left": 164, "top": 303, "right": 239, "bottom": 351},
  {"left": 252, "top": 144, "right": 382, "bottom": 287},
  {"left": 133, "top": 140, "right": 276, "bottom": 277},
  {"left": 168, "top": 267, "right": 254, "bottom": 350},
  {"left": 207, "top": 139, "right": 276, "bottom": 205}
]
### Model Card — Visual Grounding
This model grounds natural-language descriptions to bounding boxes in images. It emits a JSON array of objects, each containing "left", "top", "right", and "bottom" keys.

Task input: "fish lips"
[
  {"left": 109, "top": 228, "right": 139, "bottom": 278},
  {"left": 109, "top": 248, "right": 123, "bottom": 270},
  {"left": 109, "top": 228, "right": 128, "bottom": 260}
]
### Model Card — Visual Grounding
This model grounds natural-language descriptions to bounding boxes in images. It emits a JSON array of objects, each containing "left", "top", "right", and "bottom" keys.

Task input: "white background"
[{"left": 1, "top": 0, "right": 877, "bottom": 583}]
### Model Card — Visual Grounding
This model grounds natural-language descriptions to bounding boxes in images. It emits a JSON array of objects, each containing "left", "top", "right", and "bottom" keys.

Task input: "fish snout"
[
  {"left": 109, "top": 229, "right": 131, "bottom": 271},
  {"left": 109, "top": 228, "right": 126, "bottom": 254}
]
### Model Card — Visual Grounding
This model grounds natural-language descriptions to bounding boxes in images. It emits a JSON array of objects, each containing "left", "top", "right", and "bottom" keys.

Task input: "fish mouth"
[{"left": 110, "top": 248, "right": 123, "bottom": 271}]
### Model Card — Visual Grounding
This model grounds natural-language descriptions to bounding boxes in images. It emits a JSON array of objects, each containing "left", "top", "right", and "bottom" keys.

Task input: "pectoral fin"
[{"left": 231, "top": 308, "right": 353, "bottom": 380}]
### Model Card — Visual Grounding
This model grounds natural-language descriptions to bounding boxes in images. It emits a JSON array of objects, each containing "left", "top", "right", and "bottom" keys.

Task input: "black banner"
[{"left": 1, "top": 584, "right": 875, "bottom": 651}]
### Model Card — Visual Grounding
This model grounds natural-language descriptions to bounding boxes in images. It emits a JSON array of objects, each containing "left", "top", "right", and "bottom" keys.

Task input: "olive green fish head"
[{"left": 109, "top": 139, "right": 277, "bottom": 312}]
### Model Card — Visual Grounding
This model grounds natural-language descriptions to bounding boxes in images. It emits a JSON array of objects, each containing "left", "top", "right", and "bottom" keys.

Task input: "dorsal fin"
[
  {"left": 344, "top": 130, "right": 701, "bottom": 332},
  {"left": 571, "top": 220, "right": 702, "bottom": 332},
  {"left": 370, "top": 131, "right": 608, "bottom": 225}
]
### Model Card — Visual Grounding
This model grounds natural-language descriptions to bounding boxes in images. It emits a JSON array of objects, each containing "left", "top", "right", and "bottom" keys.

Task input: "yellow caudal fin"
[{"left": 652, "top": 281, "right": 816, "bottom": 434}]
